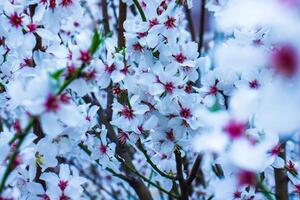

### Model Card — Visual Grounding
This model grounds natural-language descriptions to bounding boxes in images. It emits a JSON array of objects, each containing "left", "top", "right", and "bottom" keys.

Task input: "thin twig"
[
  {"left": 137, "top": 139, "right": 177, "bottom": 180},
  {"left": 0, "top": 119, "right": 34, "bottom": 194},
  {"left": 257, "top": 177, "right": 275, "bottom": 200},
  {"left": 133, "top": 0, "right": 147, "bottom": 22},
  {"left": 186, "top": 154, "right": 202, "bottom": 184},
  {"left": 116, "top": 155, "right": 180, "bottom": 199}
]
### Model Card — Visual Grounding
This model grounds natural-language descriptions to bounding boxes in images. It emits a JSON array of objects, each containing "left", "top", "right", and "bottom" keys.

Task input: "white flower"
[
  {"left": 111, "top": 95, "right": 148, "bottom": 131},
  {"left": 41, "top": 164, "right": 86, "bottom": 200}
]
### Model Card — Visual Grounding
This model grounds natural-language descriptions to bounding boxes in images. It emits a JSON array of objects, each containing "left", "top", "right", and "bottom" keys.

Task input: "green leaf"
[
  {"left": 209, "top": 98, "right": 221, "bottom": 112},
  {"left": 211, "top": 164, "right": 224, "bottom": 179},
  {"left": 207, "top": 195, "right": 214, "bottom": 200},
  {"left": 89, "top": 30, "right": 103, "bottom": 55},
  {"left": 50, "top": 68, "right": 65, "bottom": 81},
  {"left": 152, "top": 50, "right": 160, "bottom": 59}
]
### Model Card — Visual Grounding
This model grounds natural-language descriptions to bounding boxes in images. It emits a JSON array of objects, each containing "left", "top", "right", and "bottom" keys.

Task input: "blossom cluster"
[{"left": 0, "top": 0, "right": 300, "bottom": 199}]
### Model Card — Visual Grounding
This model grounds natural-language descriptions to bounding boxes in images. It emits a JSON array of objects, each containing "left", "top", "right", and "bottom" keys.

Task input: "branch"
[
  {"left": 101, "top": 0, "right": 110, "bottom": 35},
  {"left": 175, "top": 150, "right": 188, "bottom": 200},
  {"left": 118, "top": 1, "right": 127, "bottom": 48},
  {"left": 116, "top": 155, "right": 179, "bottom": 199},
  {"left": 80, "top": 3, "right": 154, "bottom": 199},
  {"left": 184, "top": 5, "right": 195, "bottom": 41},
  {"left": 33, "top": 119, "right": 46, "bottom": 189},
  {"left": 186, "top": 154, "right": 202, "bottom": 185},
  {"left": 100, "top": 0, "right": 114, "bottom": 122},
  {"left": 110, "top": 0, "right": 119, "bottom": 30},
  {"left": 78, "top": 143, "right": 131, "bottom": 182},
  {"left": 133, "top": 0, "right": 147, "bottom": 22},
  {"left": 0, "top": 119, "right": 34, "bottom": 194},
  {"left": 198, "top": 0, "right": 206, "bottom": 54},
  {"left": 137, "top": 139, "right": 177, "bottom": 180},
  {"left": 0, "top": 31, "right": 103, "bottom": 195},
  {"left": 274, "top": 143, "right": 288, "bottom": 200},
  {"left": 82, "top": 94, "right": 153, "bottom": 200},
  {"left": 257, "top": 176, "right": 275, "bottom": 200}
]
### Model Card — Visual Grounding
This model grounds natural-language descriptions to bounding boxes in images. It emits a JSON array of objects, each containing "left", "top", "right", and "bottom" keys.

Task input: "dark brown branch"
[
  {"left": 184, "top": 5, "right": 195, "bottom": 41},
  {"left": 101, "top": 0, "right": 110, "bottom": 35},
  {"left": 198, "top": 0, "right": 206, "bottom": 54},
  {"left": 29, "top": 4, "right": 37, "bottom": 19},
  {"left": 174, "top": 151, "right": 205, "bottom": 199},
  {"left": 175, "top": 150, "right": 188, "bottom": 200},
  {"left": 196, "top": 0, "right": 206, "bottom": 87},
  {"left": 118, "top": 1, "right": 127, "bottom": 48},
  {"left": 101, "top": 0, "right": 113, "bottom": 122},
  {"left": 110, "top": 0, "right": 119, "bottom": 30},
  {"left": 31, "top": 119, "right": 47, "bottom": 190},
  {"left": 186, "top": 154, "right": 202, "bottom": 185},
  {"left": 106, "top": 82, "right": 113, "bottom": 121},
  {"left": 82, "top": 95, "right": 153, "bottom": 200},
  {"left": 81, "top": 3, "right": 153, "bottom": 199},
  {"left": 274, "top": 143, "right": 288, "bottom": 200},
  {"left": 28, "top": 0, "right": 47, "bottom": 180},
  {"left": 70, "top": 160, "right": 124, "bottom": 200}
]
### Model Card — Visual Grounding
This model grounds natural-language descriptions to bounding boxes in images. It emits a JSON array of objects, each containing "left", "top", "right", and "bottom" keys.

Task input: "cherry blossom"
[{"left": 0, "top": 0, "right": 300, "bottom": 199}]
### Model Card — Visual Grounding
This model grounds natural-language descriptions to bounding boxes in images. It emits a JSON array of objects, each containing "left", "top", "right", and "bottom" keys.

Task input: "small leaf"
[
  {"left": 89, "top": 30, "right": 103, "bottom": 55},
  {"left": 50, "top": 68, "right": 65, "bottom": 81},
  {"left": 209, "top": 98, "right": 221, "bottom": 112}
]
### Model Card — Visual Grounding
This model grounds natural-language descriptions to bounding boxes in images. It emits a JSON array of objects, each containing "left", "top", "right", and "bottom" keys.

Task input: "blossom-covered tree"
[{"left": 0, "top": 0, "right": 300, "bottom": 199}]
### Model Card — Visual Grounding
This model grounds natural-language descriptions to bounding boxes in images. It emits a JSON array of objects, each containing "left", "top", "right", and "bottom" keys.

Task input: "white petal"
[
  {"left": 59, "top": 164, "right": 70, "bottom": 180},
  {"left": 41, "top": 113, "right": 63, "bottom": 137},
  {"left": 58, "top": 105, "right": 81, "bottom": 127}
]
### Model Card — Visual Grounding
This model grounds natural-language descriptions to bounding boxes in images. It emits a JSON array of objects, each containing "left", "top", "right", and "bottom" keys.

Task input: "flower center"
[
  {"left": 105, "top": 64, "right": 116, "bottom": 74},
  {"left": 113, "top": 85, "right": 122, "bottom": 95},
  {"left": 58, "top": 180, "right": 68, "bottom": 191},
  {"left": 209, "top": 85, "right": 218, "bottom": 95},
  {"left": 99, "top": 145, "right": 107, "bottom": 154},
  {"left": 27, "top": 23, "right": 37, "bottom": 32},
  {"left": 12, "top": 155, "right": 22, "bottom": 168},
  {"left": 133, "top": 43, "right": 143, "bottom": 52},
  {"left": 137, "top": 32, "right": 148, "bottom": 38},
  {"left": 164, "top": 16, "right": 176, "bottom": 29},
  {"left": 59, "top": 93, "right": 71, "bottom": 104},
  {"left": 174, "top": 53, "right": 186, "bottom": 63},
  {"left": 120, "top": 65, "right": 129, "bottom": 75},
  {"left": 49, "top": 0, "right": 57, "bottom": 9},
  {"left": 270, "top": 144, "right": 282, "bottom": 156},
  {"left": 224, "top": 120, "right": 245, "bottom": 139},
  {"left": 233, "top": 191, "right": 242, "bottom": 198},
  {"left": 9, "top": 12, "right": 23, "bottom": 28},
  {"left": 121, "top": 106, "right": 135, "bottom": 119},
  {"left": 79, "top": 50, "right": 92, "bottom": 64},
  {"left": 59, "top": 195, "right": 69, "bottom": 200},
  {"left": 61, "top": 0, "right": 73, "bottom": 7},
  {"left": 149, "top": 18, "right": 159, "bottom": 28},
  {"left": 164, "top": 82, "right": 175, "bottom": 93},
  {"left": 237, "top": 170, "right": 256, "bottom": 186},
  {"left": 180, "top": 108, "right": 192, "bottom": 119},
  {"left": 44, "top": 94, "right": 60, "bottom": 112},
  {"left": 166, "top": 130, "right": 174, "bottom": 141},
  {"left": 272, "top": 45, "right": 298, "bottom": 77},
  {"left": 248, "top": 79, "right": 260, "bottom": 89}
]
